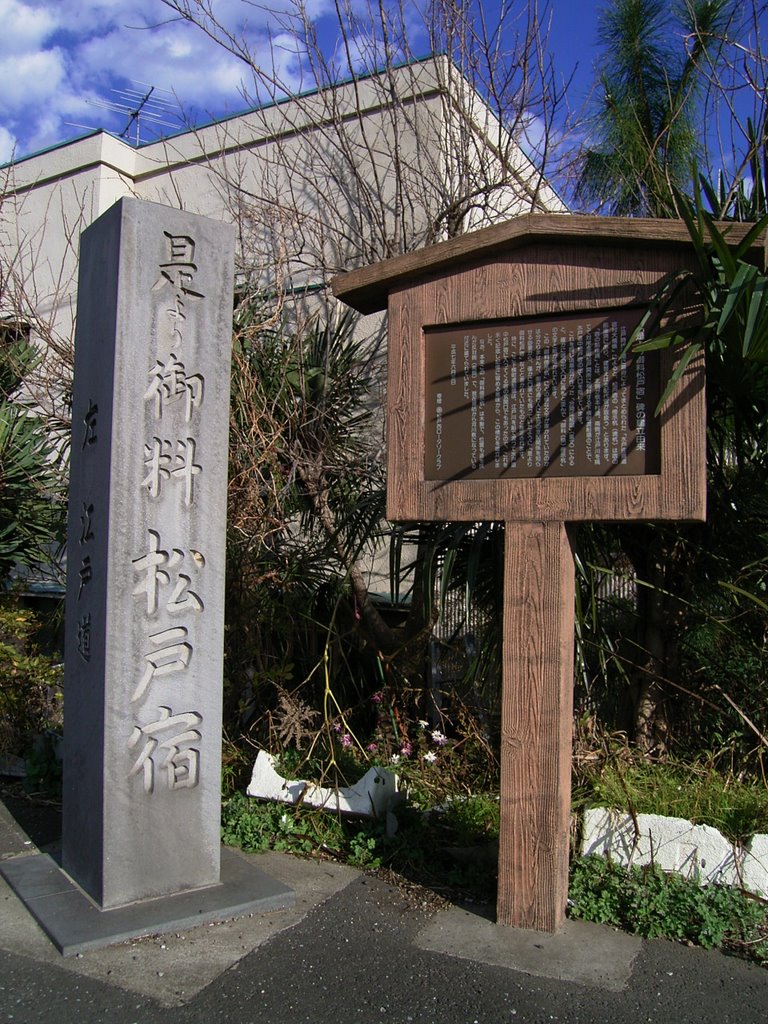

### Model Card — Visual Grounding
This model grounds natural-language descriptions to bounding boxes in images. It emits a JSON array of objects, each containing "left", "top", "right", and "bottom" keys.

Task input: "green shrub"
[
  {"left": 569, "top": 855, "right": 768, "bottom": 958},
  {"left": 0, "top": 604, "right": 62, "bottom": 757}
]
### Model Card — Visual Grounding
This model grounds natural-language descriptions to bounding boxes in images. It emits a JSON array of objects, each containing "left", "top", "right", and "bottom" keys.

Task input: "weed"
[
  {"left": 348, "top": 825, "right": 385, "bottom": 869},
  {"left": 221, "top": 793, "right": 346, "bottom": 856},
  {"left": 221, "top": 738, "right": 256, "bottom": 796},
  {"left": 569, "top": 855, "right": 768, "bottom": 960},
  {"left": 438, "top": 794, "right": 499, "bottom": 844},
  {"left": 573, "top": 741, "right": 768, "bottom": 844}
]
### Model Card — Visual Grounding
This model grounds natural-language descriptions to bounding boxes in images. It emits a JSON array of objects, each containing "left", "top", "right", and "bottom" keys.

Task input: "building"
[
  {"left": 0, "top": 55, "right": 564, "bottom": 613},
  {"left": 0, "top": 55, "right": 564, "bottom": 349}
]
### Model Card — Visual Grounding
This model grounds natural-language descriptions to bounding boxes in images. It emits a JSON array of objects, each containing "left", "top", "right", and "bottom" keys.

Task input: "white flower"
[
  {"left": 418, "top": 719, "right": 429, "bottom": 729},
  {"left": 431, "top": 729, "right": 447, "bottom": 746},
  {"left": 423, "top": 751, "right": 437, "bottom": 763},
  {"left": 390, "top": 754, "right": 401, "bottom": 764}
]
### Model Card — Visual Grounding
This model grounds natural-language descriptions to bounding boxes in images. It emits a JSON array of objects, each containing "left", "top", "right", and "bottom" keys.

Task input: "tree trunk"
[{"left": 626, "top": 528, "right": 671, "bottom": 755}]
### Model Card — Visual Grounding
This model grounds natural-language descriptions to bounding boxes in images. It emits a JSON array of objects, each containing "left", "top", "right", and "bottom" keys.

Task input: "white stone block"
[
  {"left": 247, "top": 751, "right": 398, "bottom": 819},
  {"left": 581, "top": 807, "right": 739, "bottom": 886},
  {"left": 742, "top": 833, "right": 768, "bottom": 896}
]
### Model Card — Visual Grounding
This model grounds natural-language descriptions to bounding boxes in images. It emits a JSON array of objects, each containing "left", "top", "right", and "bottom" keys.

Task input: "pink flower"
[
  {"left": 341, "top": 733, "right": 352, "bottom": 748},
  {"left": 367, "top": 742, "right": 378, "bottom": 753},
  {"left": 371, "top": 691, "right": 383, "bottom": 704},
  {"left": 400, "top": 741, "right": 413, "bottom": 756}
]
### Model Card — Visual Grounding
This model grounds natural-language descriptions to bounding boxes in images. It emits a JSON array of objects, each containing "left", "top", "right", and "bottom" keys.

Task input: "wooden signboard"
[{"left": 332, "top": 213, "right": 764, "bottom": 932}]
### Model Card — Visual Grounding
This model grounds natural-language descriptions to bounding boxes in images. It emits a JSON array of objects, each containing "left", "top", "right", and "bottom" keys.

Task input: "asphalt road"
[
  {"left": 2, "top": 789, "right": 768, "bottom": 1024},
  {"left": 3, "top": 870, "right": 768, "bottom": 1024}
]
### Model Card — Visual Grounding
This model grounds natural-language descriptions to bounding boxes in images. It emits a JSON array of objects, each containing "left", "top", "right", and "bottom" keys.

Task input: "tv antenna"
[{"left": 68, "top": 82, "right": 182, "bottom": 145}]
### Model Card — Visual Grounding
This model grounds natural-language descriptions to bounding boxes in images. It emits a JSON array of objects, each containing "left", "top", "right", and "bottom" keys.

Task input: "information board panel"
[
  {"left": 424, "top": 308, "right": 661, "bottom": 482},
  {"left": 332, "top": 213, "right": 724, "bottom": 932}
]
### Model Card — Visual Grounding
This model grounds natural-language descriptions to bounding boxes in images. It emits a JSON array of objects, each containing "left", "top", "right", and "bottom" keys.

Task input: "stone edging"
[{"left": 581, "top": 807, "right": 768, "bottom": 897}]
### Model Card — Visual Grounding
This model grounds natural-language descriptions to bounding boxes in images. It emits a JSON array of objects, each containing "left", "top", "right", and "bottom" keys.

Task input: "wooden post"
[{"left": 497, "top": 521, "right": 575, "bottom": 931}]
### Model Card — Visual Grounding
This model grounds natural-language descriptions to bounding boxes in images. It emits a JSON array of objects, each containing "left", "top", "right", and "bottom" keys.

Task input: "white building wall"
[
  {"left": 0, "top": 134, "right": 137, "bottom": 342},
  {"left": 1, "top": 56, "right": 565, "bottom": 345},
  {"left": 0, "top": 58, "right": 566, "bottom": 600}
]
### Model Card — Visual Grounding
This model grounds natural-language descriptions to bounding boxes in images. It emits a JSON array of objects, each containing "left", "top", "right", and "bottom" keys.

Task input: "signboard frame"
[{"left": 384, "top": 243, "right": 706, "bottom": 525}]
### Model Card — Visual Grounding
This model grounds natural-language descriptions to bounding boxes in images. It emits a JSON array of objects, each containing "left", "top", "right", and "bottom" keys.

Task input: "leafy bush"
[
  {"left": 0, "top": 603, "right": 62, "bottom": 757},
  {"left": 569, "top": 855, "right": 768, "bottom": 959}
]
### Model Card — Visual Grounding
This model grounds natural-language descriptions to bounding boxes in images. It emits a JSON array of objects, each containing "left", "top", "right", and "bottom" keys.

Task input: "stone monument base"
[{"left": 0, "top": 846, "right": 293, "bottom": 956}]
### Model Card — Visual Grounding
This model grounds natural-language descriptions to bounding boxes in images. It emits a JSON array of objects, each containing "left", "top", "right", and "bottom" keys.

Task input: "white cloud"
[
  {"left": 0, "top": 0, "right": 344, "bottom": 159},
  {"left": 0, "top": 0, "right": 59, "bottom": 55},
  {"left": 66, "top": 7, "right": 272, "bottom": 107},
  {"left": 0, "top": 125, "right": 18, "bottom": 163},
  {"left": 0, "top": 49, "right": 66, "bottom": 110},
  {"left": 24, "top": 110, "right": 73, "bottom": 154},
  {"left": 165, "top": 36, "right": 195, "bottom": 60}
]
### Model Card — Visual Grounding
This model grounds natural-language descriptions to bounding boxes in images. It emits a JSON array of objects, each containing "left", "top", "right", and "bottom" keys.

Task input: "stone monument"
[
  {"left": 1, "top": 197, "right": 292, "bottom": 954},
  {"left": 62, "top": 197, "right": 235, "bottom": 907}
]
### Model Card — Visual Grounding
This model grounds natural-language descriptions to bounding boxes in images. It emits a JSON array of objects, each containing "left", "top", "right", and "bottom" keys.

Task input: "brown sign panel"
[{"left": 424, "top": 309, "right": 661, "bottom": 481}]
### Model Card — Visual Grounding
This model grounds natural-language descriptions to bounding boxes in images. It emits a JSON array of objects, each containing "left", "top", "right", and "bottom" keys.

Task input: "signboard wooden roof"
[
  {"left": 332, "top": 214, "right": 767, "bottom": 525},
  {"left": 332, "top": 213, "right": 767, "bottom": 315}
]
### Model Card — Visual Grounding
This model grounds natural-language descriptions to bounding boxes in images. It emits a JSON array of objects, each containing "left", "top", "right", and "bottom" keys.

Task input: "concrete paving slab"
[
  {"left": 415, "top": 903, "right": 642, "bottom": 991},
  {"left": 0, "top": 847, "right": 294, "bottom": 956},
  {"left": 0, "top": 811, "right": 359, "bottom": 1009}
]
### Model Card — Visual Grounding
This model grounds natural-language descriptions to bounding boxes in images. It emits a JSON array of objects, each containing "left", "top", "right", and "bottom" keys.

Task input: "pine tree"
[{"left": 575, "top": 0, "right": 732, "bottom": 216}]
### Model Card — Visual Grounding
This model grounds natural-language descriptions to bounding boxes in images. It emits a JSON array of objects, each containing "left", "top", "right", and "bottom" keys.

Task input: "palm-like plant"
[
  {"left": 630, "top": 188, "right": 768, "bottom": 471},
  {"left": 596, "top": 184, "right": 768, "bottom": 758},
  {"left": 575, "top": 0, "right": 732, "bottom": 216},
  {"left": 228, "top": 303, "right": 389, "bottom": 626},
  {"left": 566, "top": 0, "right": 768, "bottom": 758},
  {"left": 0, "top": 331, "right": 64, "bottom": 580},
  {"left": 224, "top": 299, "right": 445, "bottom": 743}
]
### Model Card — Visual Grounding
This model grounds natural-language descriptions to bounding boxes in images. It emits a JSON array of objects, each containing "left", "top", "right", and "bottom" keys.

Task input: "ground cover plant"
[{"left": 569, "top": 855, "right": 768, "bottom": 963}]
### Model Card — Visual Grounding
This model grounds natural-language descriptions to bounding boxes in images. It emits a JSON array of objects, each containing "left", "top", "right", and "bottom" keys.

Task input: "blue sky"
[
  {"left": 2, "top": 0, "right": 764, "bottom": 177},
  {"left": 0, "top": 0, "right": 605, "bottom": 163}
]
